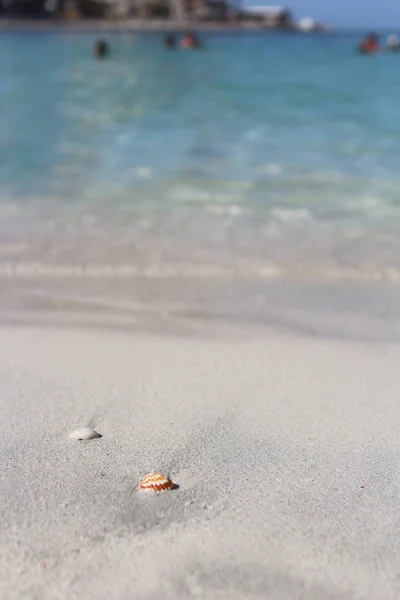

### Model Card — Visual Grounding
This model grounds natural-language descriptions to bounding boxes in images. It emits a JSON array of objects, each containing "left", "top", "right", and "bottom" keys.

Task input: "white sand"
[{"left": 1, "top": 325, "right": 400, "bottom": 599}]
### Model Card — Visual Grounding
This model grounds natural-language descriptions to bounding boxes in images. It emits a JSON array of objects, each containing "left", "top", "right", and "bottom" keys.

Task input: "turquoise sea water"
[{"left": 2, "top": 30, "right": 400, "bottom": 335}]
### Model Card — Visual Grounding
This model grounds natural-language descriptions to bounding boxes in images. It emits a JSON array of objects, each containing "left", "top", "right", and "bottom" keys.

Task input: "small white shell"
[{"left": 69, "top": 427, "right": 101, "bottom": 440}]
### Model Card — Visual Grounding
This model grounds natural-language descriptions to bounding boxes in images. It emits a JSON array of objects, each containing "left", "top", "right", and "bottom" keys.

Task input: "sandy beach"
[
  {"left": 2, "top": 26, "right": 400, "bottom": 598},
  {"left": 1, "top": 324, "right": 400, "bottom": 599}
]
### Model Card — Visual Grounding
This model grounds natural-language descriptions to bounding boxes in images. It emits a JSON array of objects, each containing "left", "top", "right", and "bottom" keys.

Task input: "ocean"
[{"left": 2, "top": 30, "right": 400, "bottom": 338}]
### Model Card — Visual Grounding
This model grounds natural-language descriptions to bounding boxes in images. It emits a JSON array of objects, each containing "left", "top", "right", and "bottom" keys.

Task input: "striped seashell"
[{"left": 139, "top": 472, "right": 176, "bottom": 492}]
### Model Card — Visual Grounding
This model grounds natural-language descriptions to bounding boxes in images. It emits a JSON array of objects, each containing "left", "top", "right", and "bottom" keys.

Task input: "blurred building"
[
  {"left": 297, "top": 16, "right": 328, "bottom": 32},
  {"left": 125, "top": 0, "right": 184, "bottom": 19},
  {"left": 241, "top": 5, "right": 292, "bottom": 27}
]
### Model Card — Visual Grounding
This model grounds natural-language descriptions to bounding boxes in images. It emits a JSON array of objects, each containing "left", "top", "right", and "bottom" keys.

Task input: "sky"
[{"left": 248, "top": 0, "right": 400, "bottom": 29}]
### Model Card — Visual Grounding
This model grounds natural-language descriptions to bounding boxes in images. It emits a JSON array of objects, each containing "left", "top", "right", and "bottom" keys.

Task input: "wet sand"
[{"left": 1, "top": 325, "right": 400, "bottom": 599}]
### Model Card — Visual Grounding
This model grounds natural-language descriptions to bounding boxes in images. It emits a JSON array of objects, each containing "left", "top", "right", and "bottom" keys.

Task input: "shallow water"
[{"left": 1, "top": 30, "right": 400, "bottom": 336}]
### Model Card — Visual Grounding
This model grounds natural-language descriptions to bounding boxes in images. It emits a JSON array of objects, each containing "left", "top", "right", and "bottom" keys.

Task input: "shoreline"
[{"left": 2, "top": 269, "right": 400, "bottom": 344}]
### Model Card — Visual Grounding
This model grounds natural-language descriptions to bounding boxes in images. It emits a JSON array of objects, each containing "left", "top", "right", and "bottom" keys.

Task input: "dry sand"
[{"left": 1, "top": 325, "right": 400, "bottom": 599}]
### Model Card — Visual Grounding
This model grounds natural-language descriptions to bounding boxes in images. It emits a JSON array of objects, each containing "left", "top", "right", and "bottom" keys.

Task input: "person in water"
[
  {"left": 164, "top": 33, "right": 177, "bottom": 49},
  {"left": 94, "top": 39, "right": 109, "bottom": 59},
  {"left": 387, "top": 34, "right": 400, "bottom": 51},
  {"left": 358, "top": 33, "right": 381, "bottom": 54},
  {"left": 180, "top": 31, "right": 202, "bottom": 49}
]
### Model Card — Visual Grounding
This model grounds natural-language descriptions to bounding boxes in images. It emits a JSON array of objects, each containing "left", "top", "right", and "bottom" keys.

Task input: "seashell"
[
  {"left": 139, "top": 472, "right": 177, "bottom": 492},
  {"left": 69, "top": 427, "right": 101, "bottom": 440}
]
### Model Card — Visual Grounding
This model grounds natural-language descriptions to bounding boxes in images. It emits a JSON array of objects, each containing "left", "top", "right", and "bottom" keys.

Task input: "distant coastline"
[{"left": 0, "top": 17, "right": 328, "bottom": 33}]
